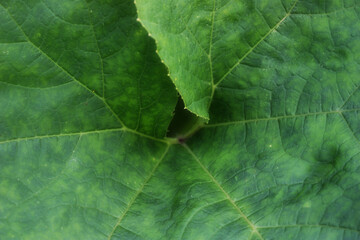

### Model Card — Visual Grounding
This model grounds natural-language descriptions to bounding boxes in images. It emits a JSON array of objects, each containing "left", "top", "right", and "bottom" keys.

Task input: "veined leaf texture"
[{"left": 1, "top": 0, "right": 360, "bottom": 239}]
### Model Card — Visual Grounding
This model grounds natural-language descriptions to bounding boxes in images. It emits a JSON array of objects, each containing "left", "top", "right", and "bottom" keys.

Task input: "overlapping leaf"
[
  {"left": 0, "top": 0, "right": 177, "bottom": 138},
  {"left": 136, "top": 0, "right": 360, "bottom": 121},
  {"left": 134, "top": 0, "right": 360, "bottom": 239}
]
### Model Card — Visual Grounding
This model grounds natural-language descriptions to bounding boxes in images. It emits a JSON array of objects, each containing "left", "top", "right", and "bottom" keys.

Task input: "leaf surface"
[
  {"left": 0, "top": 0, "right": 177, "bottom": 138},
  {"left": 1, "top": 0, "right": 360, "bottom": 239},
  {"left": 136, "top": 0, "right": 360, "bottom": 120},
  {"left": 133, "top": 1, "right": 360, "bottom": 237},
  {"left": 0, "top": 0, "right": 176, "bottom": 238}
]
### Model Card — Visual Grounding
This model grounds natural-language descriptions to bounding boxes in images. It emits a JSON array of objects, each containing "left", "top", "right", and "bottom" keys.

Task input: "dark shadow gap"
[{"left": 167, "top": 96, "right": 204, "bottom": 141}]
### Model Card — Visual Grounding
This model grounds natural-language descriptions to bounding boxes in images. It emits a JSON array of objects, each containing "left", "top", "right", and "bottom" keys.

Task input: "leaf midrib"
[
  {"left": 208, "top": 0, "right": 216, "bottom": 110},
  {"left": 0, "top": 128, "right": 169, "bottom": 145},
  {"left": 213, "top": 0, "right": 299, "bottom": 89},
  {"left": 107, "top": 145, "right": 171, "bottom": 240},
  {"left": 204, "top": 108, "right": 360, "bottom": 127},
  {"left": 183, "top": 144, "right": 264, "bottom": 240},
  {"left": 206, "top": 0, "right": 299, "bottom": 114},
  {"left": 1, "top": 108, "right": 359, "bottom": 145}
]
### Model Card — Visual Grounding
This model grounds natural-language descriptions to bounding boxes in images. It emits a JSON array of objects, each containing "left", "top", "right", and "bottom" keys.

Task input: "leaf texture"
[
  {"left": 0, "top": 0, "right": 177, "bottom": 138},
  {"left": 1, "top": 0, "right": 360, "bottom": 239},
  {"left": 136, "top": 0, "right": 360, "bottom": 120},
  {"left": 0, "top": 0, "right": 176, "bottom": 238}
]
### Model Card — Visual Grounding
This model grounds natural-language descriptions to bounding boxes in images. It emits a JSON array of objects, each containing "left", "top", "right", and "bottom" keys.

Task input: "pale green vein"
[
  {"left": 107, "top": 145, "right": 170, "bottom": 240},
  {"left": 76, "top": 204, "right": 118, "bottom": 220},
  {"left": 0, "top": 3, "right": 174, "bottom": 139},
  {"left": 0, "top": 127, "right": 170, "bottom": 145},
  {"left": 179, "top": 199, "right": 228, "bottom": 240},
  {"left": 339, "top": 112, "right": 360, "bottom": 145},
  {"left": 0, "top": 4, "right": 103, "bottom": 100},
  {"left": 204, "top": 108, "right": 360, "bottom": 127},
  {"left": 257, "top": 224, "right": 360, "bottom": 234},
  {"left": 214, "top": 0, "right": 299, "bottom": 89},
  {"left": 3, "top": 135, "right": 82, "bottom": 220},
  {"left": 0, "top": 80, "right": 74, "bottom": 90},
  {"left": 135, "top": 57, "right": 148, "bottom": 132},
  {"left": 0, "top": 4, "right": 125, "bottom": 127},
  {"left": 180, "top": 16, "right": 209, "bottom": 58},
  {"left": 125, "top": 126, "right": 171, "bottom": 143},
  {"left": 339, "top": 83, "right": 360, "bottom": 110},
  {"left": 85, "top": 0, "right": 106, "bottom": 97},
  {"left": 291, "top": 3, "right": 360, "bottom": 16},
  {"left": 42, "top": 2, "right": 90, "bottom": 27},
  {"left": 0, "top": 128, "right": 124, "bottom": 145},
  {"left": 183, "top": 144, "right": 264, "bottom": 240},
  {"left": 208, "top": 0, "right": 217, "bottom": 108},
  {"left": 0, "top": 41, "right": 27, "bottom": 44}
]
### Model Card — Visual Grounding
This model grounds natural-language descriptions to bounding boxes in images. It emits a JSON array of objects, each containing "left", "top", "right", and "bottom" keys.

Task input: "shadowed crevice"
[{"left": 167, "top": 97, "right": 205, "bottom": 143}]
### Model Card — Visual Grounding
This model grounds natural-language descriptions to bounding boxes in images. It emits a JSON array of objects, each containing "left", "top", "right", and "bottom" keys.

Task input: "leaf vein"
[
  {"left": 208, "top": 0, "right": 217, "bottom": 108},
  {"left": 204, "top": 108, "right": 360, "bottom": 127},
  {"left": 0, "top": 3, "right": 125, "bottom": 127},
  {"left": 214, "top": 0, "right": 299, "bottom": 89},
  {"left": 85, "top": 1, "right": 106, "bottom": 97},
  {"left": 183, "top": 144, "right": 264, "bottom": 240},
  {"left": 0, "top": 128, "right": 170, "bottom": 145},
  {"left": 257, "top": 224, "right": 360, "bottom": 234},
  {"left": 107, "top": 145, "right": 170, "bottom": 240}
]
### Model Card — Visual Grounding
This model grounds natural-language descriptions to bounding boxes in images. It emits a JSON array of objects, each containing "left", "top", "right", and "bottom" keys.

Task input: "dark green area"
[{"left": 167, "top": 97, "right": 205, "bottom": 140}]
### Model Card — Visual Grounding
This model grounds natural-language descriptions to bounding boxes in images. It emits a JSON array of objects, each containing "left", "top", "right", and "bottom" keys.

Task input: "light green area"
[
  {"left": 136, "top": 0, "right": 360, "bottom": 121},
  {"left": 0, "top": 131, "right": 168, "bottom": 239},
  {"left": 1, "top": 0, "right": 360, "bottom": 239}
]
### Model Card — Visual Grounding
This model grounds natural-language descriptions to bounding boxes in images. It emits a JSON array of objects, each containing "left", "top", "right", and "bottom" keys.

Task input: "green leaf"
[
  {"left": 0, "top": 0, "right": 177, "bottom": 138},
  {"left": 2, "top": 0, "right": 360, "bottom": 240},
  {"left": 0, "top": 0, "right": 176, "bottom": 238},
  {"left": 135, "top": 0, "right": 360, "bottom": 120}
]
